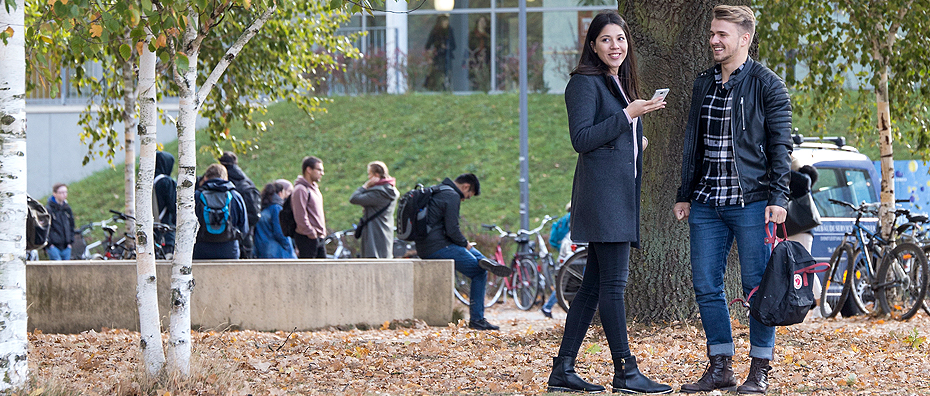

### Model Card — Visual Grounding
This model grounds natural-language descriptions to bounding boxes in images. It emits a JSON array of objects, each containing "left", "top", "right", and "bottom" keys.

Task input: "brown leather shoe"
[
  {"left": 736, "top": 357, "right": 771, "bottom": 394},
  {"left": 680, "top": 355, "right": 737, "bottom": 393}
]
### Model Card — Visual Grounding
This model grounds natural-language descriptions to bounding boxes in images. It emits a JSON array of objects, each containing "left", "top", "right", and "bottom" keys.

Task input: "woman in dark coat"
[{"left": 546, "top": 11, "right": 670, "bottom": 394}]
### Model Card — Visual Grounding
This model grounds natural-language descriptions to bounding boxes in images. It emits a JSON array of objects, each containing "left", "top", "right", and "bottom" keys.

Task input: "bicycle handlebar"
[
  {"left": 109, "top": 209, "right": 136, "bottom": 221},
  {"left": 482, "top": 215, "right": 554, "bottom": 239}
]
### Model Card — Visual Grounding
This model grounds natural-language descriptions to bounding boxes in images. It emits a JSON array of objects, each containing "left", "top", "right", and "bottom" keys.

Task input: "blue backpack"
[{"left": 197, "top": 189, "right": 241, "bottom": 243}]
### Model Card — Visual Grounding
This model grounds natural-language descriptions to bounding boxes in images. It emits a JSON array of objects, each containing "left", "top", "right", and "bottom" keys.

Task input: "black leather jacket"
[{"left": 676, "top": 59, "right": 793, "bottom": 208}]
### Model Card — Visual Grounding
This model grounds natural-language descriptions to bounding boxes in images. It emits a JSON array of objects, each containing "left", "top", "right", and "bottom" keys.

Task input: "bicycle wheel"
[
  {"left": 512, "top": 258, "right": 540, "bottom": 310},
  {"left": 556, "top": 250, "right": 587, "bottom": 312},
  {"left": 847, "top": 250, "right": 878, "bottom": 315},
  {"left": 876, "top": 242, "right": 929, "bottom": 320},
  {"left": 539, "top": 254, "right": 557, "bottom": 303},
  {"left": 820, "top": 244, "right": 853, "bottom": 318},
  {"left": 454, "top": 271, "right": 506, "bottom": 307}
]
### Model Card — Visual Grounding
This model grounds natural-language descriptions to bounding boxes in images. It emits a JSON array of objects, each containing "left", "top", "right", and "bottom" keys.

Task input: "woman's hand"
[
  {"left": 625, "top": 97, "right": 666, "bottom": 119},
  {"left": 362, "top": 176, "right": 380, "bottom": 189}
]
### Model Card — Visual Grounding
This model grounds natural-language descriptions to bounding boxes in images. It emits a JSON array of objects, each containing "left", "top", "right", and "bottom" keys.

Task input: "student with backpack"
[
  {"left": 254, "top": 179, "right": 297, "bottom": 259},
  {"left": 412, "top": 173, "right": 512, "bottom": 331},
  {"left": 193, "top": 164, "right": 248, "bottom": 260}
]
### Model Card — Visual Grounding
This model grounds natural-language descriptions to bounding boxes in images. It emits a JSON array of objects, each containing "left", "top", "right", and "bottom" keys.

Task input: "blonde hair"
[
  {"left": 203, "top": 163, "right": 228, "bottom": 181},
  {"left": 713, "top": 5, "right": 755, "bottom": 39},
  {"left": 368, "top": 161, "right": 389, "bottom": 178}
]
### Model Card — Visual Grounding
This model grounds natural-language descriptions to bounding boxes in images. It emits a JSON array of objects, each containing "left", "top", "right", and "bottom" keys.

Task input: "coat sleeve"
[
  {"left": 762, "top": 76, "right": 793, "bottom": 208},
  {"left": 349, "top": 186, "right": 394, "bottom": 208},
  {"left": 565, "top": 75, "right": 633, "bottom": 154},
  {"left": 440, "top": 193, "right": 468, "bottom": 247},
  {"left": 269, "top": 205, "right": 290, "bottom": 247},
  {"left": 292, "top": 186, "right": 313, "bottom": 236}
]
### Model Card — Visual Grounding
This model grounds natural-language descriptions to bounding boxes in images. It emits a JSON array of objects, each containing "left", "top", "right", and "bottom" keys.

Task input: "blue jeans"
[
  {"left": 47, "top": 245, "right": 71, "bottom": 260},
  {"left": 558, "top": 242, "right": 631, "bottom": 361},
  {"left": 426, "top": 245, "right": 488, "bottom": 321},
  {"left": 689, "top": 200, "right": 775, "bottom": 360},
  {"left": 542, "top": 290, "right": 558, "bottom": 312}
]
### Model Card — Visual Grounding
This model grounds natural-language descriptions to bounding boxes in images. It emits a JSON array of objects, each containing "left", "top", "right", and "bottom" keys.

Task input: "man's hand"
[
  {"left": 674, "top": 202, "right": 690, "bottom": 221},
  {"left": 765, "top": 205, "right": 787, "bottom": 224}
]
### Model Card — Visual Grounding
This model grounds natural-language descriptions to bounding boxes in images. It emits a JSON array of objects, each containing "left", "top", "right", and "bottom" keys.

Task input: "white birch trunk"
[
  {"left": 0, "top": 0, "right": 30, "bottom": 389},
  {"left": 167, "top": 7, "right": 202, "bottom": 377},
  {"left": 136, "top": 31, "right": 166, "bottom": 378},
  {"left": 122, "top": 33, "right": 137, "bottom": 236},
  {"left": 166, "top": 4, "right": 276, "bottom": 377}
]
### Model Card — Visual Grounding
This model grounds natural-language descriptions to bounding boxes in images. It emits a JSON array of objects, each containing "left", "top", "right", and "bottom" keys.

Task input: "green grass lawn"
[{"left": 62, "top": 90, "right": 919, "bottom": 242}]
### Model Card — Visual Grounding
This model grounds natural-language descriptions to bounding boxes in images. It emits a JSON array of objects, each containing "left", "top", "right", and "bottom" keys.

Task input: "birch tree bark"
[
  {"left": 166, "top": 3, "right": 277, "bottom": 376},
  {"left": 0, "top": 0, "right": 30, "bottom": 389},
  {"left": 122, "top": 31, "right": 137, "bottom": 235},
  {"left": 136, "top": 31, "right": 166, "bottom": 378}
]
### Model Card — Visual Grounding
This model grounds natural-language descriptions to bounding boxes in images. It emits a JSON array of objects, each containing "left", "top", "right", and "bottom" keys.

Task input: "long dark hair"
[{"left": 571, "top": 11, "right": 641, "bottom": 100}]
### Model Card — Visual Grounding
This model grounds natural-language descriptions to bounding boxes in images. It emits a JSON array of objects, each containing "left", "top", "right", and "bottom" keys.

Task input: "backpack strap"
[{"left": 794, "top": 262, "right": 830, "bottom": 286}]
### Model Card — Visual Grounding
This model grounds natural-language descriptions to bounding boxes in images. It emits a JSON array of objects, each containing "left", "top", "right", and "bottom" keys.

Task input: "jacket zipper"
[{"left": 733, "top": 96, "right": 745, "bottom": 207}]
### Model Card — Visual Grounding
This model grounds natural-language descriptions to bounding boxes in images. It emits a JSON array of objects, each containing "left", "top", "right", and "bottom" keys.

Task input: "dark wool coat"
[{"left": 565, "top": 73, "right": 644, "bottom": 247}]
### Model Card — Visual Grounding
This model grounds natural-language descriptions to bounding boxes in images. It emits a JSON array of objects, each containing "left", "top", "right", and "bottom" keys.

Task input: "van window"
[{"left": 811, "top": 167, "right": 878, "bottom": 217}]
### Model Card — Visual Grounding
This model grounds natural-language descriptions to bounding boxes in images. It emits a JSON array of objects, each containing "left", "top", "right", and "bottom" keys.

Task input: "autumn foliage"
[{"left": 17, "top": 305, "right": 930, "bottom": 395}]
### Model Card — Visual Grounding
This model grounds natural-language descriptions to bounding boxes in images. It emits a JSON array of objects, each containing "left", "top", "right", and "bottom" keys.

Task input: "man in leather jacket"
[{"left": 672, "top": 5, "right": 791, "bottom": 395}]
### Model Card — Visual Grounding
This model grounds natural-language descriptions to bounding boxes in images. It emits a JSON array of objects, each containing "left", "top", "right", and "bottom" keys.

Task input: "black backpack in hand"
[{"left": 735, "top": 223, "right": 828, "bottom": 327}]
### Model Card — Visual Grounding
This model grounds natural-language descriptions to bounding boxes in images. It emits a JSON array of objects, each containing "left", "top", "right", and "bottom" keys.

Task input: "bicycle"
[
  {"left": 888, "top": 208, "right": 930, "bottom": 317},
  {"left": 555, "top": 243, "right": 587, "bottom": 311},
  {"left": 453, "top": 216, "right": 553, "bottom": 310},
  {"left": 820, "top": 199, "right": 928, "bottom": 320},
  {"left": 323, "top": 228, "right": 355, "bottom": 259}
]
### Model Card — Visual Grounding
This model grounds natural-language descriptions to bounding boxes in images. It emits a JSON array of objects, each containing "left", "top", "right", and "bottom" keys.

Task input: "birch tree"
[
  {"left": 135, "top": 30, "right": 166, "bottom": 377},
  {"left": 0, "top": 0, "right": 29, "bottom": 390},
  {"left": 755, "top": 0, "right": 930, "bottom": 237}
]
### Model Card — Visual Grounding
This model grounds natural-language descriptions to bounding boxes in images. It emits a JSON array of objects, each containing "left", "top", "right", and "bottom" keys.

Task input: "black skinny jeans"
[{"left": 558, "top": 242, "right": 631, "bottom": 361}]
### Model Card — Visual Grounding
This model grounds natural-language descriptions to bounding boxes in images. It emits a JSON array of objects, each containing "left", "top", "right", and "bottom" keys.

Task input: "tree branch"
[{"left": 196, "top": 2, "right": 277, "bottom": 105}]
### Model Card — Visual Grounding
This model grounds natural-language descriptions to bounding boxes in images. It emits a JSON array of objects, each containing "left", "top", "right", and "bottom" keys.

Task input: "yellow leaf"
[
  {"left": 41, "top": 35, "right": 53, "bottom": 43},
  {"left": 3, "top": 26, "right": 13, "bottom": 38},
  {"left": 380, "top": 321, "right": 390, "bottom": 330},
  {"left": 89, "top": 24, "right": 102, "bottom": 38},
  {"left": 136, "top": 41, "right": 144, "bottom": 55},
  {"left": 46, "top": 0, "right": 55, "bottom": 5},
  {"left": 155, "top": 34, "right": 167, "bottom": 48},
  {"left": 61, "top": 0, "right": 67, "bottom": 3}
]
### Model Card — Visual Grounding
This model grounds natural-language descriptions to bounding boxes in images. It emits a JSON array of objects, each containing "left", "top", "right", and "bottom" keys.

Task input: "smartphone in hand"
[{"left": 651, "top": 88, "right": 669, "bottom": 102}]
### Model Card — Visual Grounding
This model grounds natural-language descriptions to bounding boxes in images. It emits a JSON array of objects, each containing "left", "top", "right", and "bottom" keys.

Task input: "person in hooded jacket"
[
  {"left": 255, "top": 179, "right": 297, "bottom": 259},
  {"left": 46, "top": 183, "right": 75, "bottom": 260},
  {"left": 218, "top": 151, "right": 261, "bottom": 259},
  {"left": 153, "top": 151, "right": 177, "bottom": 255},
  {"left": 193, "top": 164, "right": 248, "bottom": 260},
  {"left": 349, "top": 161, "right": 399, "bottom": 259}
]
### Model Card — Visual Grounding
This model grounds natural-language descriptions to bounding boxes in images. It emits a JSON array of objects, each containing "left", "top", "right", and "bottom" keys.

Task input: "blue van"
[{"left": 791, "top": 136, "right": 881, "bottom": 263}]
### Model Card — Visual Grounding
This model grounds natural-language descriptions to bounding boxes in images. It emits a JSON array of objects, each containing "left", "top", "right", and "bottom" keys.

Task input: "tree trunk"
[
  {"left": 136, "top": 32, "right": 166, "bottom": 378},
  {"left": 167, "top": 8, "right": 201, "bottom": 377},
  {"left": 122, "top": 32, "right": 137, "bottom": 236},
  {"left": 622, "top": 0, "right": 748, "bottom": 322},
  {"left": 0, "top": 0, "right": 30, "bottom": 389},
  {"left": 876, "top": 67, "right": 894, "bottom": 239}
]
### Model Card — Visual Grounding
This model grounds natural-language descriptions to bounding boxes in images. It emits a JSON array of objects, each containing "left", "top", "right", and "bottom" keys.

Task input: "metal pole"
[{"left": 518, "top": 0, "right": 529, "bottom": 230}]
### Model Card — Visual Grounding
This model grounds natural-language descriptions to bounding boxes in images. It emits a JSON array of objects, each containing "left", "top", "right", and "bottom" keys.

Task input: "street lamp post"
[{"left": 518, "top": 0, "right": 529, "bottom": 230}]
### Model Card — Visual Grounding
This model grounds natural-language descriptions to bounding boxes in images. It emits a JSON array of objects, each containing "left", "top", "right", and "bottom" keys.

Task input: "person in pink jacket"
[{"left": 292, "top": 156, "right": 327, "bottom": 258}]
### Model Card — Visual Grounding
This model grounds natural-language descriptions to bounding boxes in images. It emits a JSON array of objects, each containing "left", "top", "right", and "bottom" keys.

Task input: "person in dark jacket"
[
  {"left": 416, "top": 174, "right": 511, "bottom": 331},
  {"left": 545, "top": 11, "right": 669, "bottom": 395},
  {"left": 154, "top": 151, "right": 177, "bottom": 255},
  {"left": 193, "top": 164, "right": 248, "bottom": 260},
  {"left": 46, "top": 183, "right": 75, "bottom": 260},
  {"left": 219, "top": 151, "right": 261, "bottom": 259},
  {"left": 672, "top": 5, "right": 793, "bottom": 394},
  {"left": 254, "top": 179, "right": 297, "bottom": 259}
]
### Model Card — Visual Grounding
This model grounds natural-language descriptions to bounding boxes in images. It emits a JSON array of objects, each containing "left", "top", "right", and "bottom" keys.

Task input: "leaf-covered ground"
[{"left": 26, "top": 303, "right": 930, "bottom": 395}]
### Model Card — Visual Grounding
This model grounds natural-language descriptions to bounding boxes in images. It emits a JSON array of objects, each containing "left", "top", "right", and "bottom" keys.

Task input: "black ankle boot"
[
  {"left": 547, "top": 356, "right": 606, "bottom": 393},
  {"left": 680, "top": 354, "right": 737, "bottom": 393},
  {"left": 611, "top": 356, "right": 672, "bottom": 394},
  {"left": 736, "top": 357, "right": 771, "bottom": 394}
]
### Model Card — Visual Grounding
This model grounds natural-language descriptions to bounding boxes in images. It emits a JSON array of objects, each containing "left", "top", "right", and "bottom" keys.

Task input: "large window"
[{"left": 812, "top": 167, "right": 878, "bottom": 218}]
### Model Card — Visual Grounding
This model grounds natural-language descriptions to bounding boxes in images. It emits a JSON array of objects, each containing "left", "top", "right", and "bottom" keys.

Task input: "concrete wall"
[{"left": 27, "top": 259, "right": 454, "bottom": 334}]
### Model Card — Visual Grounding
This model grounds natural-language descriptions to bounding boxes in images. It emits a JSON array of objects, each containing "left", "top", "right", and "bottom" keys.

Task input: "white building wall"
[{"left": 26, "top": 103, "right": 199, "bottom": 197}]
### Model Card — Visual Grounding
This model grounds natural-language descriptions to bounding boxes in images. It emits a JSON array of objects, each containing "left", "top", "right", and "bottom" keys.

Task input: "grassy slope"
[
  {"left": 64, "top": 91, "right": 917, "bottom": 236},
  {"left": 67, "top": 94, "right": 576, "bottom": 236}
]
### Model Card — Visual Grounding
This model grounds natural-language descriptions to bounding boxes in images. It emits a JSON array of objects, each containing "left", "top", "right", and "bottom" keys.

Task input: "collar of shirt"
[{"left": 714, "top": 57, "right": 750, "bottom": 90}]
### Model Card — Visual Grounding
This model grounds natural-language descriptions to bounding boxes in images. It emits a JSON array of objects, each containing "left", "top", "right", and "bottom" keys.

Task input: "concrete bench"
[{"left": 26, "top": 259, "right": 454, "bottom": 334}]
